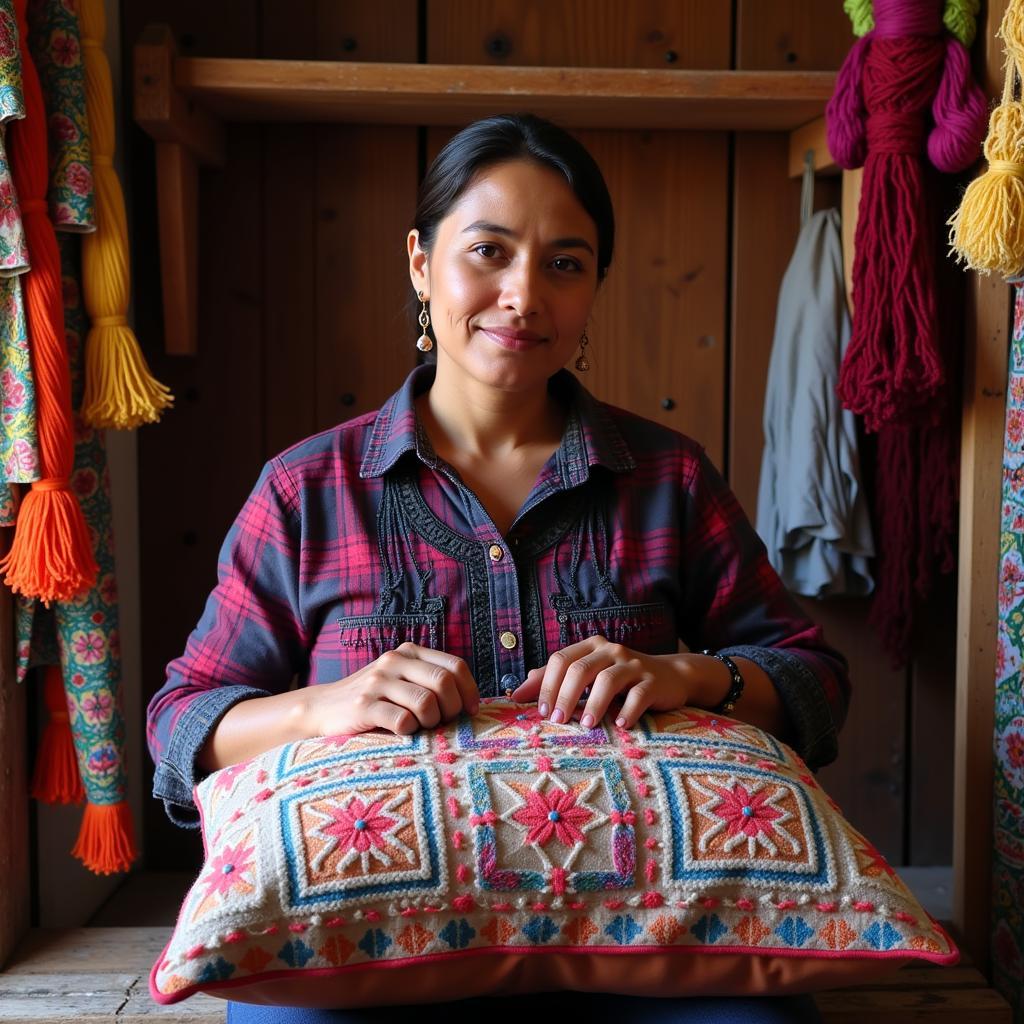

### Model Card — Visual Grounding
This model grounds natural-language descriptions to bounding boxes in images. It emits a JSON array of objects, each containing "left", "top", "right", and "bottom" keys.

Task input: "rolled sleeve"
[
  {"left": 152, "top": 684, "right": 272, "bottom": 828},
  {"left": 718, "top": 644, "right": 840, "bottom": 769},
  {"left": 681, "top": 446, "right": 850, "bottom": 768}
]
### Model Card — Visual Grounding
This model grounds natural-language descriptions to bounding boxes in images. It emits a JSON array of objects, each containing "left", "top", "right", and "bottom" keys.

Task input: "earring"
[
  {"left": 416, "top": 291, "right": 433, "bottom": 352},
  {"left": 575, "top": 328, "right": 590, "bottom": 371}
]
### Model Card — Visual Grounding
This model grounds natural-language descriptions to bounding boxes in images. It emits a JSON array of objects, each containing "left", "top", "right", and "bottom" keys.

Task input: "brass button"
[
  {"left": 499, "top": 631, "right": 518, "bottom": 650},
  {"left": 488, "top": 544, "right": 504, "bottom": 561}
]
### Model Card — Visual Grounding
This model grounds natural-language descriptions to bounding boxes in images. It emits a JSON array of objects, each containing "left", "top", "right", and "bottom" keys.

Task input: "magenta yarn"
[
  {"left": 873, "top": 0, "right": 943, "bottom": 38},
  {"left": 928, "top": 36, "right": 988, "bottom": 172},
  {"left": 826, "top": 33, "right": 873, "bottom": 170}
]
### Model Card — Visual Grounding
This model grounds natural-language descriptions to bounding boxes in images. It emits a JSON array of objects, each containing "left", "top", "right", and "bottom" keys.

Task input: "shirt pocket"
[
  {"left": 336, "top": 598, "right": 446, "bottom": 673},
  {"left": 551, "top": 598, "right": 678, "bottom": 655}
]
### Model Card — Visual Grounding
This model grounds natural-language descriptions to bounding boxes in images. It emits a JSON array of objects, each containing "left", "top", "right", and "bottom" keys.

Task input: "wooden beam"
[
  {"left": 134, "top": 24, "right": 224, "bottom": 167},
  {"left": 952, "top": 0, "right": 1010, "bottom": 977},
  {"left": 134, "top": 25, "right": 223, "bottom": 356},
  {"left": 173, "top": 58, "right": 836, "bottom": 131},
  {"left": 154, "top": 142, "right": 199, "bottom": 356},
  {"left": 954, "top": 267, "right": 1010, "bottom": 976},
  {"left": 788, "top": 116, "right": 838, "bottom": 177}
]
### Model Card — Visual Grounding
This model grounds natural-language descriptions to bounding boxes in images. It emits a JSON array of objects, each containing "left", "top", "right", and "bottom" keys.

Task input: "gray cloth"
[{"left": 756, "top": 208, "right": 874, "bottom": 599}]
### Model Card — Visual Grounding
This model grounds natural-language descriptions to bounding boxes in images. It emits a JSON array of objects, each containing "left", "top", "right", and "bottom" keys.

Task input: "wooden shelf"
[
  {"left": 172, "top": 58, "right": 835, "bottom": 131},
  {"left": 132, "top": 22, "right": 834, "bottom": 355}
]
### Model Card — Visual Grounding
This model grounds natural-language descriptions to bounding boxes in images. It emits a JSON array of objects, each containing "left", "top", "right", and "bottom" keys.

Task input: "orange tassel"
[
  {"left": 31, "top": 665, "right": 84, "bottom": 804},
  {"left": 71, "top": 800, "right": 138, "bottom": 875},
  {"left": 0, "top": 0, "right": 97, "bottom": 602}
]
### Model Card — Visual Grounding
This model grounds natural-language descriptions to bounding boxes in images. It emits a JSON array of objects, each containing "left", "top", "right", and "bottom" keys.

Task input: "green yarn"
[
  {"left": 844, "top": 0, "right": 874, "bottom": 37},
  {"left": 842, "top": 0, "right": 979, "bottom": 45},
  {"left": 943, "top": 0, "right": 980, "bottom": 48}
]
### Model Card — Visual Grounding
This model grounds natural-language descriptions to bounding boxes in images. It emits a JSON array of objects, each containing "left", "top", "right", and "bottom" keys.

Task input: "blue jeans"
[{"left": 226, "top": 992, "right": 823, "bottom": 1023}]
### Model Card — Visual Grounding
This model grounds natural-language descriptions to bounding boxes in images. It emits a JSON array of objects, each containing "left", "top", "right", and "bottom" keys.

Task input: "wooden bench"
[{"left": 0, "top": 927, "right": 1013, "bottom": 1022}]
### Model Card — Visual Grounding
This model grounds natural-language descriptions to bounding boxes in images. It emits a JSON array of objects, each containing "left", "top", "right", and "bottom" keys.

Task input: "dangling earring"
[
  {"left": 575, "top": 328, "right": 590, "bottom": 371},
  {"left": 416, "top": 291, "right": 433, "bottom": 352}
]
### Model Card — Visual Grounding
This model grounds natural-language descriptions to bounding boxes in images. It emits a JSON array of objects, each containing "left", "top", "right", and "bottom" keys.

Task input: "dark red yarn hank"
[{"left": 837, "top": 35, "right": 947, "bottom": 433}]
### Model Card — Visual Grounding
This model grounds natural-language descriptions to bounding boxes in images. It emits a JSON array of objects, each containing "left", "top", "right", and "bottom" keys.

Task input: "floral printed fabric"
[
  {"left": 27, "top": 0, "right": 93, "bottom": 231},
  {"left": 151, "top": 703, "right": 957, "bottom": 1006},
  {"left": 993, "top": 285, "right": 1024, "bottom": 1017},
  {"left": 15, "top": 232, "right": 127, "bottom": 810},
  {"left": 0, "top": 0, "right": 32, "bottom": 525}
]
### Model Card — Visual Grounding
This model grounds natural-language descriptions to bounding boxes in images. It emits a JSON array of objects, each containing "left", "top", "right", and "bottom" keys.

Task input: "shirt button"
[
  {"left": 488, "top": 544, "right": 504, "bottom": 561},
  {"left": 500, "top": 672, "right": 519, "bottom": 689},
  {"left": 499, "top": 631, "right": 518, "bottom": 650}
]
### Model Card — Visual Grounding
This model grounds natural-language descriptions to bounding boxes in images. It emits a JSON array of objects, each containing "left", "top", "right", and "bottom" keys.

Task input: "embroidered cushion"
[{"left": 150, "top": 701, "right": 957, "bottom": 1007}]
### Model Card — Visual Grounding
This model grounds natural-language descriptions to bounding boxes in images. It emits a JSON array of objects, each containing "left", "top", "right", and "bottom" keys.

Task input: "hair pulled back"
[{"left": 412, "top": 113, "right": 615, "bottom": 283}]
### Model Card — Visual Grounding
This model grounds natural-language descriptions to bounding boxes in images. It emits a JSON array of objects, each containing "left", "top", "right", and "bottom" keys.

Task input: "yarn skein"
[
  {"left": 0, "top": 0, "right": 96, "bottom": 604},
  {"left": 79, "top": 0, "right": 173, "bottom": 429},
  {"left": 948, "top": 0, "right": 1024, "bottom": 277},
  {"left": 827, "top": 0, "right": 986, "bottom": 432}
]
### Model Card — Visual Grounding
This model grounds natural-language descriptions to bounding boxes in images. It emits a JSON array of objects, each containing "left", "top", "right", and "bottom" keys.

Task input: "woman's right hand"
[{"left": 302, "top": 642, "right": 480, "bottom": 738}]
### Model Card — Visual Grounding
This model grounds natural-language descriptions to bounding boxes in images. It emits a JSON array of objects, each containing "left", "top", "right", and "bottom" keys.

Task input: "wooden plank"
[
  {"left": 154, "top": 142, "right": 199, "bottom": 355},
  {"left": 313, "top": 0, "right": 418, "bottom": 62},
  {"left": 0, "top": 972, "right": 223, "bottom": 1022},
  {"left": 427, "top": 0, "right": 731, "bottom": 69},
  {"left": 170, "top": 59, "right": 836, "bottom": 131},
  {"left": 954, "top": 270, "right": 1010, "bottom": 971},
  {"left": 0, "top": 527, "right": 28, "bottom": 970},
  {"left": 788, "top": 116, "right": 837, "bottom": 177},
  {"left": 134, "top": 25, "right": 224, "bottom": 166},
  {"left": 736, "top": 0, "right": 856, "bottom": 70},
  {"left": 841, "top": 168, "right": 862, "bottom": 314},
  {"left": 814, "top": 986, "right": 1012, "bottom": 1023},
  {"left": 953, "top": 0, "right": 1011, "bottom": 975},
  {"left": 729, "top": 131, "right": 803, "bottom": 515},
  {"left": 568, "top": 130, "right": 730, "bottom": 466},
  {"left": 313, "top": 124, "right": 419, "bottom": 430}
]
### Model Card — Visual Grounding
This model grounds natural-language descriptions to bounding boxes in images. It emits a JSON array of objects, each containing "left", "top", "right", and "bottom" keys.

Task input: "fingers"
[
  {"left": 364, "top": 696, "right": 420, "bottom": 735},
  {"left": 615, "top": 677, "right": 655, "bottom": 729},
  {"left": 541, "top": 640, "right": 619, "bottom": 724},
  {"left": 579, "top": 663, "right": 642, "bottom": 729},
  {"left": 391, "top": 644, "right": 480, "bottom": 718},
  {"left": 510, "top": 667, "right": 544, "bottom": 702}
]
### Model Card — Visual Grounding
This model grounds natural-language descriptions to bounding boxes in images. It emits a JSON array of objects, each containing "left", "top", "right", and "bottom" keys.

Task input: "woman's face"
[{"left": 408, "top": 159, "right": 600, "bottom": 394}]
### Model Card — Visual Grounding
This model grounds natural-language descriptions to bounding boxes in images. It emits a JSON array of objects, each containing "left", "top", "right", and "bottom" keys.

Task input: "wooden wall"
[{"left": 122, "top": 1, "right": 956, "bottom": 872}]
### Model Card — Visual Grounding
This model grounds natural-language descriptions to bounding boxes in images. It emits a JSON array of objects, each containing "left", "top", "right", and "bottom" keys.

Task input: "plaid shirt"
[{"left": 148, "top": 365, "right": 850, "bottom": 827}]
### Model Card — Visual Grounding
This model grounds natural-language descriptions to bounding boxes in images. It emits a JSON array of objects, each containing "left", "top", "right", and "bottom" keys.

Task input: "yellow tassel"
[
  {"left": 30, "top": 665, "right": 85, "bottom": 804},
  {"left": 71, "top": 800, "right": 138, "bottom": 875},
  {"left": 949, "top": 0, "right": 1024, "bottom": 276},
  {"left": 78, "top": 0, "right": 173, "bottom": 429},
  {"left": 82, "top": 316, "right": 173, "bottom": 428}
]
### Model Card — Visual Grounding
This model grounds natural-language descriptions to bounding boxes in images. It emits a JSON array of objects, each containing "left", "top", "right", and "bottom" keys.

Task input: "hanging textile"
[
  {"left": 826, "top": 0, "right": 986, "bottom": 663},
  {"left": 0, "top": 0, "right": 34, "bottom": 528},
  {"left": 77, "top": 0, "right": 171, "bottom": 429},
  {"left": 994, "top": 283, "right": 1024, "bottom": 1019},
  {"left": 27, "top": 0, "right": 94, "bottom": 232},
  {"left": 756, "top": 197, "right": 874, "bottom": 598},
  {"left": 16, "top": 231, "right": 135, "bottom": 872}
]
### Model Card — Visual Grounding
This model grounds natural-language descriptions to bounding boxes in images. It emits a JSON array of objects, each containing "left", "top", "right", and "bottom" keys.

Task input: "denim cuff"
[
  {"left": 153, "top": 684, "right": 271, "bottom": 829},
  {"left": 718, "top": 644, "right": 839, "bottom": 770}
]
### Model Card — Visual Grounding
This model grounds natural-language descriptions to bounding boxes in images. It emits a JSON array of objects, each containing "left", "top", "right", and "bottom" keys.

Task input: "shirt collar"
[{"left": 359, "top": 363, "right": 636, "bottom": 481}]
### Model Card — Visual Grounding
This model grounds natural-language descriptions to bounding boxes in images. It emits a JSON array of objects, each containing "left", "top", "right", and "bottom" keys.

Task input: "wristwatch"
[{"left": 699, "top": 649, "right": 745, "bottom": 715}]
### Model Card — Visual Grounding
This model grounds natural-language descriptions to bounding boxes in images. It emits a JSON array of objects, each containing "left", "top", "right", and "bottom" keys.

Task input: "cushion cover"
[{"left": 150, "top": 702, "right": 957, "bottom": 1006}]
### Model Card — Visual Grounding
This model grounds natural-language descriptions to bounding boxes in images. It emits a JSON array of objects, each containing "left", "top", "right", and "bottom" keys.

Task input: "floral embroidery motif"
[
  {"left": 692, "top": 778, "right": 796, "bottom": 858},
  {"left": 306, "top": 792, "right": 412, "bottom": 875},
  {"left": 506, "top": 777, "right": 596, "bottom": 848}
]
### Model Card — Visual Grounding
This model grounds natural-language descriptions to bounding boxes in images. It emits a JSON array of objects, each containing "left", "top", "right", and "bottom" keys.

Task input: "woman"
[{"left": 147, "top": 114, "right": 846, "bottom": 1023}]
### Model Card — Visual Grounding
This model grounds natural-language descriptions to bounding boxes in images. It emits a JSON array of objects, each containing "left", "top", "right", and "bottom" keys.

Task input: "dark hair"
[{"left": 413, "top": 113, "right": 614, "bottom": 285}]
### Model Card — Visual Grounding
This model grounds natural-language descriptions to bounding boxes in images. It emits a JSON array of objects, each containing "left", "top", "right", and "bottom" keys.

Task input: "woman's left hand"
[{"left": 509, "top": 637, "right": 690, "bottom": 729}]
